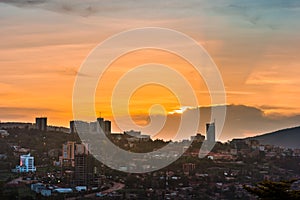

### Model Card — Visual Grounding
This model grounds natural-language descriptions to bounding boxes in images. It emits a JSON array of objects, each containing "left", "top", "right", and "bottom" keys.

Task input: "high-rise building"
[
  {"left": 97, "top": 118, "right": 111, "bottom": 135},
  {"left": 97, "top": 117, "right": 104, "bottom": 131},
  {"left": 206, "top": 122, "right": 215, "bottom": 143},
  {"left": 14, "top": 153, "right": 36, "bottom": 173},
  {"left": 75, "top": 143, "right": 89, "bottom": 155},
  {"left": 70, "top": 118, "right": 111, "bottom": 135},
  {"left": 104, "top": 120, "right": 111, "bottom": 134},
  {"left": 70, "top": 120, "right": 94, "bottom": 134},
  {"left": 89, "top": 121, "right": 99, "bottom": 133},
  {"left": 60, "top": 141, "right": 75, "bottom": 167},
  {"left": 70, "top": 121, "right": 76, "bottom": 134},
  {"left": 60, "top": 141, "right": 91, "bottom": 166},
  {"left": 74, "top": 143, "right": 93, "bottom": 186},
  {"left": 36, "top": 117, "right": 47, "bottom": 131}
]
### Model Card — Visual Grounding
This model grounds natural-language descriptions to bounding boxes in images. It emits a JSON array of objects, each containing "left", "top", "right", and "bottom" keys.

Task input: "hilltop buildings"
[
  {"left": 97, "top": 117, "right": 111, "bottom": 135},
  {"left": 124, "top": 130, "right": 151, "bottom": 141},
  {"left": 70, "top": 117, "right": 112, "bottom": 135},
  {"left": 0, "top": 122, "right": 33, "bottom": 129},
  {"left": 191, "top": 133, "right": 205, "bottom": 142}
]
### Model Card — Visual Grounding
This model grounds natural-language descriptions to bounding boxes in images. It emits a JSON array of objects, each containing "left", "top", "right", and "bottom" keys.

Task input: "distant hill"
[{"left": 245, "top": 126, "right": 300, "bottom": 149}]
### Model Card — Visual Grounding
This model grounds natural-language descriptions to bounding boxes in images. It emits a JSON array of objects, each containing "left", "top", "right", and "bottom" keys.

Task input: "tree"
[{"left": 244, "top": 180, "right": 300, "bottom": 200}]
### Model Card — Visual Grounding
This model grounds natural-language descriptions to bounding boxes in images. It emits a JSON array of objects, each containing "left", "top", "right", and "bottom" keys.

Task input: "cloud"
[
  {"left": 0, "top": 106, "right": 59, "bottom": 122},
  {"left": 0, "top": 0, "right": 132, "bottom": 17},
  {"left": 212, "top": 0, "right": 300, "bottom": 30},
  {"left": 0, "top": 0, "right": 211, "bottom": 18},
  {"left": 0, "top": 0, "right": 46, "bottom": 5},
  {"left": 246, "top": 70, "right": 298, "bottom": 85},
  {"left": 258, "top": 105, "right": 294, "bottom": 111},
  {"left": 0, "top": 0, "right": 101, "bottom": 17},
  {"left": 49, "top": 67, "right": 91, "bottom": 77},
  {"left": 123, "top": 104, "right": 300, "bottom": 142}
]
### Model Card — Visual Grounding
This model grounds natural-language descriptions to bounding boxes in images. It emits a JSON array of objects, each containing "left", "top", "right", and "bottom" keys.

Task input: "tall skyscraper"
[
  {"left": 36, "top": 117, "right": 47, "bottom": 131},
  {"left": 74, "top": 143, "right": 93, "bottom": 186},
  {"left": 206, "top": 122, "right": 216, "bottom": 143},
  {"left": 97, "top": 118, "right": 111, "bottom": 135},
  {"left": 70, "top": 120, "right": 76, "bottom": 134},
  {"left": 104, "top": 120, "right": 111, "bottom": 134},
  {"left": 59, "top": 142, "right": 93, "bottom": 185},
  {"left": 97, "top": 117, "right": 104, "bottom": 131}
]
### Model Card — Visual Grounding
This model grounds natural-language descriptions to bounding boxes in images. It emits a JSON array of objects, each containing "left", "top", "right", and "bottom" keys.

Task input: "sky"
[{"left": 0, "top": 0, "right": 300, "bottom": 141}]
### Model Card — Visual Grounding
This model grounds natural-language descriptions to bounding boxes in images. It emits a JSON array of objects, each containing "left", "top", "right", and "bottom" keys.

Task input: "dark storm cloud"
[{"left": 147, "top": 105, "right": 300, "bottom": 141}]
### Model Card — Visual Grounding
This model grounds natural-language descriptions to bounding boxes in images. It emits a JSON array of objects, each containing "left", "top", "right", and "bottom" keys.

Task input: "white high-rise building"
[
  {"left": 206, "top": 122, "right": 216, "bottom": 143},
  {"left": 14, "top": 154, "right": 36, "bottom": 173}
]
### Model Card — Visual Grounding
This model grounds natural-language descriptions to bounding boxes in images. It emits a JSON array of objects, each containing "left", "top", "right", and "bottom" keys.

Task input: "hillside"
[{"left": 246, "top": 126, "right": 300, "bottom": 149}]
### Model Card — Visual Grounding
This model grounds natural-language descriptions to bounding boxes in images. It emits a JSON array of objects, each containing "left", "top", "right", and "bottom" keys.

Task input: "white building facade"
[{"left": 14, "top": 153, "right": 36, "bottom": 173}]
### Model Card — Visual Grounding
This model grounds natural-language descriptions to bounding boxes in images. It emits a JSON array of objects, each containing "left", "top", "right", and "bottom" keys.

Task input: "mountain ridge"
[{"left": 244, "top": 126, "right": 300, "bottom": 149}]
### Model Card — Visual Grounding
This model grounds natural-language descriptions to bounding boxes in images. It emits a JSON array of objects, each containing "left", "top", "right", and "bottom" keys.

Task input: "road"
[
  {"left": 7, "top": 177, "right": 22, "bottom": 185},
  {"left": 101, "top": 182, "right": 124, "bottom": 194},
  {"left": 67, "top": 182, "right": 125, "bottom": 199}
]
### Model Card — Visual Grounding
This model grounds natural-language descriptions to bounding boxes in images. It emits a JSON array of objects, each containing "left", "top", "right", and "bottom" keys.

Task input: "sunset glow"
[{"left": 1, "top": 1, "right": 300, "bottom": 141}]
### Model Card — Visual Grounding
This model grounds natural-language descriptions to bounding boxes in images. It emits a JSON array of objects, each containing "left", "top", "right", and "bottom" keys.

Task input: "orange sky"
[{"left": 1, "top": 1, "right": 300, "bottom": 140}]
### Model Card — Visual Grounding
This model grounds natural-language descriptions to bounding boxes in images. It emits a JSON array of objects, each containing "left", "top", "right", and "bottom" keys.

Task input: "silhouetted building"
[
  {"left": 47, "top": 125, "right": 69, "bottom": 133},
  {"left": 97, "top": 118, "right": 111, "bottom": 135},
  {"left": 206, "top": 122, "right": 215, "bottom": 143},
  {"left": 104, "top": 120, "right": 111, "bottom": 134},
  {"left": 36, "top": 117, "right": 47, "bottom": 131},
  {"left": 74, "top": 120, "right": 89, "bottom": 134},
  {"left": 124, "top": 130, "right": 151, "bottom": 141},
  {"left": 124, "top": 130, "right": 141, "bottom": 137},
  {"left": 0, "top": 122, "right": 33, "bottom": 129},
  {"left": 70, "top": 121, "right": 76, "bottom": 134},
  {"left": 191, "top": 133, "right": 205, "bottom": 142},
  {"left": 97, "top": 118, "right": 104, "bottom": 132}
]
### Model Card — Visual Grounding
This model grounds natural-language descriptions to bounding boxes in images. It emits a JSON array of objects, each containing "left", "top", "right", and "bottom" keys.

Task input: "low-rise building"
[
  {"left": 0, "top": 129, "right": 9, "bottom": 137},
  {"left": 13, "top": 153, "right": 36, "bottom": 173}
]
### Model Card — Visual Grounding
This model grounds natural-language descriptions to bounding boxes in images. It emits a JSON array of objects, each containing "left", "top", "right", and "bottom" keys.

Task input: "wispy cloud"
[
  {"left": 246, "top": 68, "right": 299, "bottom": 85},
  {"left": 259, "top": 105, "right": 294, "bottom": 111},
  {"left": 0, "top": 106, "right": 58, "bottom": 122}
]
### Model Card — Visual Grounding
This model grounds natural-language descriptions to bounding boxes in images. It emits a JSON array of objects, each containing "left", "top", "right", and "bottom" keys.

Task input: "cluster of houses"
[{"left": 31, "top": 182, "right": 87, "bottom": 197}]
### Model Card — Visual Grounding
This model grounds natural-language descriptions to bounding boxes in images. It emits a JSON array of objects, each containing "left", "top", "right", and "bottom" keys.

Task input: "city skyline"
[{"left": 1, "top": 2, "right": 300, "bottom": 199}]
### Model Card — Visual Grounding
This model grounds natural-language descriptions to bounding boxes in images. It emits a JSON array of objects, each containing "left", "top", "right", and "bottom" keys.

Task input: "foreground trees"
[{"left": 244, "top": 180, "right": 300, "bottom": 200}]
